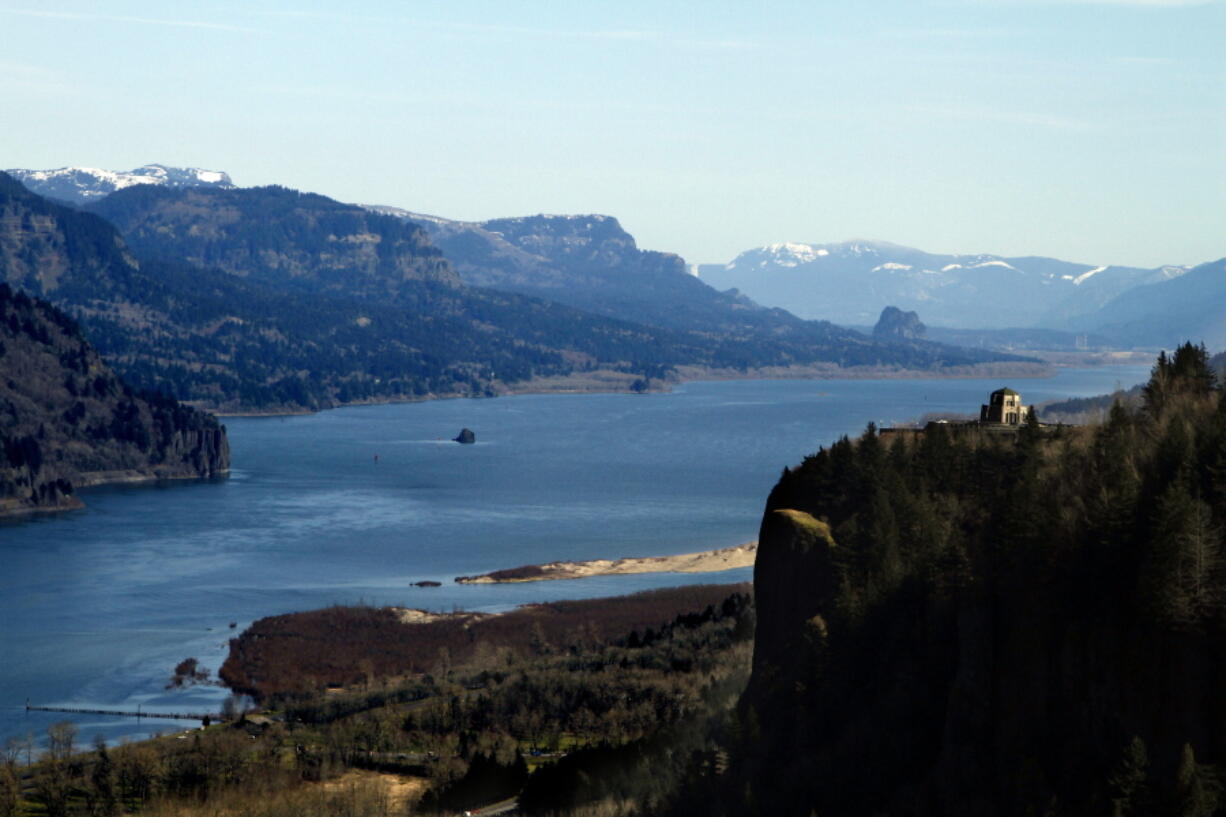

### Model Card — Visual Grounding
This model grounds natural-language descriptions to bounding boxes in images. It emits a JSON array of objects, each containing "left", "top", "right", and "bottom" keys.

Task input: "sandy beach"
[{"left": 454, "top": 541, "right": 758, "bottom": 584}]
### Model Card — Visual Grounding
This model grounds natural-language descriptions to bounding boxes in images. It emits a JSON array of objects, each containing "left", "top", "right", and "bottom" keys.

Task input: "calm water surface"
[{"left": 0, "top": 367, "right": 1148, "bottom": 748}]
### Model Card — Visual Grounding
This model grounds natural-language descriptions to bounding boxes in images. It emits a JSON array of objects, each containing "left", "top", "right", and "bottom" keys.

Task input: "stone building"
[{"left": 980, "top": 387, "right": 1031, "bottom": 425}]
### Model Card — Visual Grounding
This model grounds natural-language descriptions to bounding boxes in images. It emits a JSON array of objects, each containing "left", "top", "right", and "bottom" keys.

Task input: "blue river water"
[{"left": 0, "top": 367, "right": 1148, "bottom": 750}]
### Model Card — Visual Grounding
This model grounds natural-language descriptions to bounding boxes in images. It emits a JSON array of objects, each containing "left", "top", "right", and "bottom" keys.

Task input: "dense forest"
[
  {"left": 0, "top": 283, "right": 227, "bottom": 514},
  {"left": 678, "top": 342, "right": 1226, "bottom": 817}
]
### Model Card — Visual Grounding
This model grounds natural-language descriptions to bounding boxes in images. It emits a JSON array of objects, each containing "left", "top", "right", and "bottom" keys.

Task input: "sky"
[{"left": 1, "top": 0, "right": 1223, "bottom": 267}]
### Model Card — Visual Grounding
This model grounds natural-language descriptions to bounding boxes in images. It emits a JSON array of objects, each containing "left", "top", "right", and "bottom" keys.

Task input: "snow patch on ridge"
[
  {"left": 6, "top": 164, "right": 234, "bottom": 201},
  {"left": 748, "top": 242, "right": 825, "bottom": 267},
  {"left": 1072, "top": 265, "right": 1106, "bottom": 285}
]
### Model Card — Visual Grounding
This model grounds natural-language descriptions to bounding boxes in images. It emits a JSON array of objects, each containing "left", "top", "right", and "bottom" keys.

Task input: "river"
[{"left": 0, "top": 366, "right": 1148, "bottom": 749}]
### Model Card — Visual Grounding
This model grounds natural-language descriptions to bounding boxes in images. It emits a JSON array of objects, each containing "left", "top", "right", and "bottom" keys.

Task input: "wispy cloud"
[
  {"left": 1, "top": 8, "right": 257, "bottom": 33},
  {"left": 906, "top": 103, "right": 1092, "bottom": 130},
  {"left": 880, "top": 27, "right": 1013, "bottom": 39},
  {"left": 1114, "top": 55, "right": 1177, "bottom": 64},
  {"left": 251, "top": 9, "right": 754, "bottom": 51}
]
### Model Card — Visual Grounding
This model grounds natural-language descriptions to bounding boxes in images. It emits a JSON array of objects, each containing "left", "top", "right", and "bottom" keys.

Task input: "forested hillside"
[
  {"left": 682, "top": 343, "right": 1226, "bottom": 816},
  {"left": 0, "top": 173, "right": 706, "bottom": 410},
  {"left": 0, "top": 284, "right": 228, "bottom": 515},
  {"left": 87, "top": 185, "right": 460, "bottom": 299}
]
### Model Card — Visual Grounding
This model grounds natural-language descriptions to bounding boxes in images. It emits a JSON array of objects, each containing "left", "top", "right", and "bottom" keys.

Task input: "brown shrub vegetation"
[{"left": 220, "top": 583, "right": 751, "bottom": 700}]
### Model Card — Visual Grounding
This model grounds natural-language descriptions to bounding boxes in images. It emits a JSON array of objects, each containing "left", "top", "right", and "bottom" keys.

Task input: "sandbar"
[{"left": 454, "top": 541, "right": 757, "bottom": 584}]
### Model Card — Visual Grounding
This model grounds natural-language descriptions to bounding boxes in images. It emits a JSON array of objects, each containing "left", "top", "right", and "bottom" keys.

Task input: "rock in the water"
[
  {"left": 413, "top": 580, "right": 442, "bottom": 588},
  {"left": 873, "top": 305, "right": 927, "bottom": 341},
  {"left": 454, "top": 428, "right": 476, "bottom": 444}
]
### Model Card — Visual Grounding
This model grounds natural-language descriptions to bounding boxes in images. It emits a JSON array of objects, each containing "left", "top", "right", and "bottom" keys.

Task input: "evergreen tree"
[
  {"left": 1147, "top": 485, "right": 1221, "bottom": 625},
  {"left": 1174, "top": 743, "right": 1218, "bottom": 817},
  {"left": 1106, "top": 735, "right": 1149, "bottom": 817}
]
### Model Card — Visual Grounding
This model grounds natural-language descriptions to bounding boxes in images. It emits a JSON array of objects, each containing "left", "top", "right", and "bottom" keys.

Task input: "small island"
[
  {"left": 454, "top": 428, "right": 476, "bottom": 444},
  {"left": 455, "top": 542, "right": 757, "bottom": 583}
]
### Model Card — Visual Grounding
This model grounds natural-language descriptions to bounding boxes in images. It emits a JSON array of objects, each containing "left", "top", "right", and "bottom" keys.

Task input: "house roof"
[{"left": 992, "top": 387, "right": 1020, "bottom": 397}]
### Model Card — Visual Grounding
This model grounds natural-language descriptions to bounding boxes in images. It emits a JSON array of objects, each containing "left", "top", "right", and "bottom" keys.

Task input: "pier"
[{"left": 25, "top": 703, "right": 218, "bottom": 721}]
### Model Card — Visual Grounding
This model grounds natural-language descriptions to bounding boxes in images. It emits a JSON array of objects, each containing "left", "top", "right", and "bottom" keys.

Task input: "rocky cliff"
[{"left": 0, "top": 283, "right": 228, "bottom": 515}]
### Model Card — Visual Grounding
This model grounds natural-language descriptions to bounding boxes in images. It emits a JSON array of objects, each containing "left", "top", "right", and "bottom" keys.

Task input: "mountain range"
[
  {"left": 698, "top": 240, "right": 1211, "bottom": 343},
  {"left": 19, "top": 164, "right": 1216, "bottom": 351},
  {"left": 2, "top": 167, "right": 1027, "bottom": 412},
  {"left": 367, "top": 207, "right": 1000, "bottom": 368}
]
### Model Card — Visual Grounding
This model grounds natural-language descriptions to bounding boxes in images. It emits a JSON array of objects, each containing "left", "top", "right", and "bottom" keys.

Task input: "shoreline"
[
  {"left": 207, "top": 360, "right": 1056, "bottom": 418},
  {"left": 454, "top": 542, "right": 758, "bottom": 584}
]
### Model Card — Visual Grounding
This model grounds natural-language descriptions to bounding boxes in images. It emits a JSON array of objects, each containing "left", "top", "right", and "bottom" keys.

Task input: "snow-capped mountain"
[
  {"left": 699, "top": 240, "right": 1188, "bottom": 330},
  {"left": 5, "top": 164, "right": 233, "bottom": 204}
]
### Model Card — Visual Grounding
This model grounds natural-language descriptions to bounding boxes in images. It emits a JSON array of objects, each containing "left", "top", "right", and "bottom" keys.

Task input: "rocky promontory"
[{"left": 0, "top": 284, "right": 229, "bottom": 515}]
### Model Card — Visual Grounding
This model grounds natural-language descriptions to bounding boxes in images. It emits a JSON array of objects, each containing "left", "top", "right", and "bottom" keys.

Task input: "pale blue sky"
[{"left": 2, "top": 1, "right": 1223, "bottom": 267}]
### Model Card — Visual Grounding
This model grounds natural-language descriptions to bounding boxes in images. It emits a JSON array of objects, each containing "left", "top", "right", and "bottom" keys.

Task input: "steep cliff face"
[
  {"left": 0, "top": 283, "right": 228, "bottom": 515},
  {"left": 740, "top": 382, "right": 1226, "bottom": 817},
  {"left": 410, "top": 211, "right": 746, "bottom": 332},
  {"left": 748, "top": 508, "right": 839, "bottom": 696}
]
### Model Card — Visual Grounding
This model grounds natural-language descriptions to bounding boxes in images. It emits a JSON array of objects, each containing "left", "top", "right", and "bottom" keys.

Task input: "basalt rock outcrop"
[
  {"left": 872, "top": 305, "right": 927, "bottom": 341},
  {"left": 0, "top": 283, "right": 228, "bottom": 515}
]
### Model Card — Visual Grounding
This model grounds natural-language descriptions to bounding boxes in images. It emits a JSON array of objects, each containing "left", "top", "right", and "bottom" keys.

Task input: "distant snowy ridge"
[
  {"left": 702, "top": 238, "right": 1195, "bottom": 329},
  {"left": 6, "top": 164, "right": 234, "bottom": 204}
]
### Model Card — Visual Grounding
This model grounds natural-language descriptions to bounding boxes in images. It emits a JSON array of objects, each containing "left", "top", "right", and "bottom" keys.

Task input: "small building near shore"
[{"left": 980, "top": 387, "right": 1031, "bottom": 426}]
